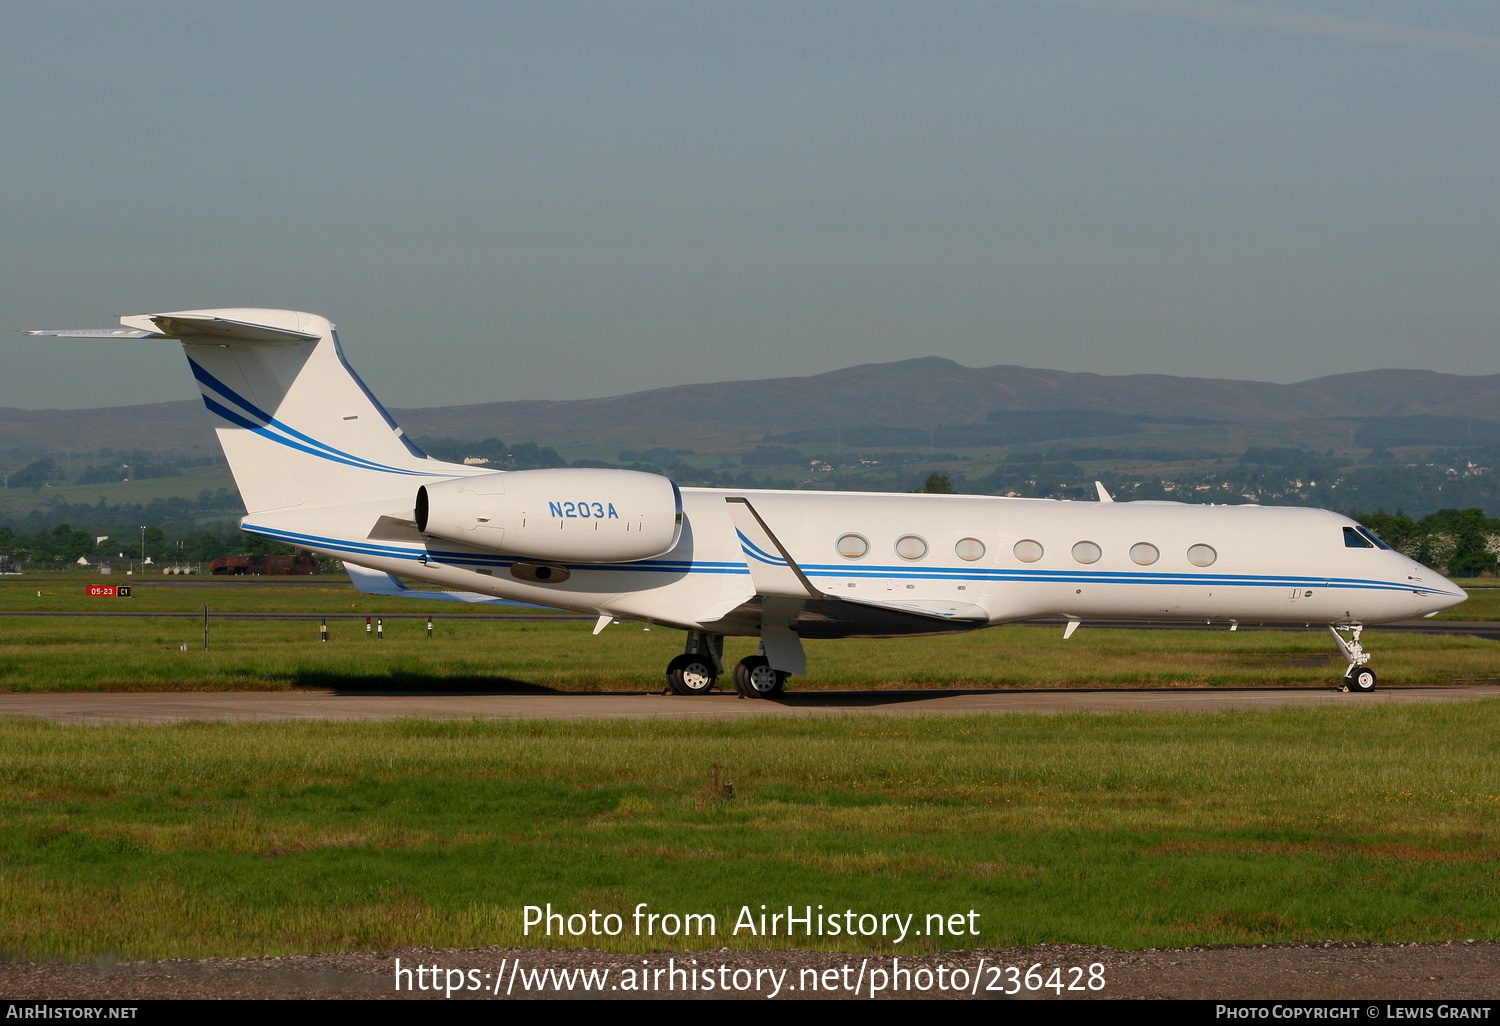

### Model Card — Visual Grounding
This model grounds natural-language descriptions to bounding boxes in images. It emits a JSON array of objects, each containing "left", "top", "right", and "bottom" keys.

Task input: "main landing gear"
[
  {"left": 663, "top": 632, "right": 790, "bottom": 699},
  {"left": 732, "top": 655, "right": 787, "bottom": 699},
  {"left": 1329, "top": 624, "right": 1376, "bottom": 693},
  {"left": 665, "top": 632, "right": 722, "bottom": 695}
]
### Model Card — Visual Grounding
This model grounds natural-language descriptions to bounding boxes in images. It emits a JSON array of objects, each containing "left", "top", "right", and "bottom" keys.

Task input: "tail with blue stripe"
[
  {"left": 32, "top": 308, "right": 466, "bottom": 514},
  {"left": 167, "top": 308, "right": 471, "bottom": 513}
]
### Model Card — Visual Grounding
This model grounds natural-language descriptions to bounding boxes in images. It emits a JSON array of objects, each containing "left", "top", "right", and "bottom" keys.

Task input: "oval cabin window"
[
  {"left": 837, "top": 534, "right": 869, "bottom": 559},
  {"left": 1187, "top": 543, "right": 1217, "bottom": 567},
  {"left": 1013, "top": 539, "right": 1044, "bottom": 563},
  {"left": 895, "top": 535, "right": 928, "bottom": 560},
  {"left": 955, "top": 538, "right": 986, "bottom": 561},
  {"left": 1072, "top": 541, "right": 1102, "bottom": 564},
  {"left": 1130, "top": 542, "right": 1159, "bottom": 565}
]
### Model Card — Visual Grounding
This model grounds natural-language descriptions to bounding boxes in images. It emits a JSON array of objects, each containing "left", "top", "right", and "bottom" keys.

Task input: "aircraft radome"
[{"left": 25, "top": 309, "right": 1468, "bottom": 696}]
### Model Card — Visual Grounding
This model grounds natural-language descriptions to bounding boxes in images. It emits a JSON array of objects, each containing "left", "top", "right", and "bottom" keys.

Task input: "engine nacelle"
[{"left": 416, "top": 468, "right": 682, "bottom": 563}]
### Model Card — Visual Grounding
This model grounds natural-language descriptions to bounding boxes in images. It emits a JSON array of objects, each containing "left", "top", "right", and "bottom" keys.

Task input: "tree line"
[{"left": 0, "top": 523, "right": 298, "bottom": 567}]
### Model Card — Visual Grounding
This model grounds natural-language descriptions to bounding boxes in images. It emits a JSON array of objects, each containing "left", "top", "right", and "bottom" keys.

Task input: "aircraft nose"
[{"left": 1422, "top": 566, "right": 1468, "bottom": 614}]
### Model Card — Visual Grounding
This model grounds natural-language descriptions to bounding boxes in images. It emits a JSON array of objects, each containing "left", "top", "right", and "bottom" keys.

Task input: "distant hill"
[
  {"left": 0, "top": 400, "right": 215, "bottom": 456},
  {"left": 1296, "top": 369, "right": 1500, "bottom": 420},
  {"left": 3, "top": 360, "right": 1497, "bottom": 456},
  {"left": 386, "top": 358, "right": 1357, "bottom": 446}
]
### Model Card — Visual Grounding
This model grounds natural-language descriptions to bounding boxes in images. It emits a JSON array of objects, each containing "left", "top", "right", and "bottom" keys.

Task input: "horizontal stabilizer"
[
  {"left": 22, "top": 328, "right": 165, "bottom": 339},
  {"left": 128, "top": 313, "right": 322, "bottom": 343},
  {"left": 344, "top": 562, "right": 547, "bottom": 607},
  {"left": 25, "top": 313, "right": 321, "bottom": 344}
]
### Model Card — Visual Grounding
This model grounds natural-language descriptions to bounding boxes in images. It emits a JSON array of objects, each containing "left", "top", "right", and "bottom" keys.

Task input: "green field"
[
  {"left": 1, "top": 705, "right": 1498, "bottom": 960},
  {"left": 0, "top": 468, "right": 238, "bottom": 519},
  {"left": 1, "top": 574, "right": 568, "bottom": 617},
  {"left": 0, "top": 616, "right": 1495, "bottom": 692},
  {"left": 0, "top": 575, "right": 1496, "bottom": 962},
  {"left": 1444, "top": 583, "right": 1500, "bottom": 621},
  {"left": 0, "top": 573, "right": 1494, "bottom": 694}
]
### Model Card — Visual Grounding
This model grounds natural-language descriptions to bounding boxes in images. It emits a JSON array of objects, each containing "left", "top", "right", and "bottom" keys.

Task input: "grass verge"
[
  {"left": 0, "top": 617, "right": 1494, "bottom": 691},
  {"left": 1, "top": 704, "right": 1498, "bottom": 959}
]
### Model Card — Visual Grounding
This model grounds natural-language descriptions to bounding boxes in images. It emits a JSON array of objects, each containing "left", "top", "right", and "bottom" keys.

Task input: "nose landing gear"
[
  {"left": 1329, "top": 624, "right": 1376, "bottom": 693},
  {"left": 1345, "top": 664, "right": 1377, "bottom": 693}
]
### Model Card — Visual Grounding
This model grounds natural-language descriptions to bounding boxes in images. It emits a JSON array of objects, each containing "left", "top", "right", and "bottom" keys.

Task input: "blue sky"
[{"left": 4, "top": 1, "right": 1498, "bottom": 410}]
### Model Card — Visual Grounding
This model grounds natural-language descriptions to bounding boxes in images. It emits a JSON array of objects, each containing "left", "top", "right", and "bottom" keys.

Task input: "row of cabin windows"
[
  {"left": 835, "top": 533, "right": 1218, "bottom": 567},
  {"left": 835, "top": 525, "right": 1385, "bottom": 565}
]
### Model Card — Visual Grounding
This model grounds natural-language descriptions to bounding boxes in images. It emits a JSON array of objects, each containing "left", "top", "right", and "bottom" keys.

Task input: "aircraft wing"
[{"left": 343, "top": 562, "right": 551, "bottom": 607}]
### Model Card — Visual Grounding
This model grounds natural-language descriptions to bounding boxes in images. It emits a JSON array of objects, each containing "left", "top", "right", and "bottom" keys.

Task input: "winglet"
[
  {"left": 724, "top": 496, "right": 822, "bottom": 599},
  {"left": 1095, "top": 481, "right": 1114, "bottom": 503}
]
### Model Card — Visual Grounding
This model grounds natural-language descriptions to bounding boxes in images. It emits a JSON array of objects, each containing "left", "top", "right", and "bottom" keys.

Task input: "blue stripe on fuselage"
[{"left": 242, "top": 523, "right": 1452, "bottom": 595}]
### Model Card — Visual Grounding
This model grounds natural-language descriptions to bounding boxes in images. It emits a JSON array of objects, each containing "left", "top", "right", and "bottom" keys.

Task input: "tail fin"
[{"left": 32, "top": 309, "right": 463, "bottom": 513}]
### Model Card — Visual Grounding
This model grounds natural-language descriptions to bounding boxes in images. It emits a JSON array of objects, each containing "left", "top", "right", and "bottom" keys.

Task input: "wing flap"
[{"left": 842, "top": 596, "right": 990, "bottom": 622}]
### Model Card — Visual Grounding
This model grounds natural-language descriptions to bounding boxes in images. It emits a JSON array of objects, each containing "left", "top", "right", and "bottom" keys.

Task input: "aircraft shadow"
[
  {"left": 294, "top": 671, "right": 560, "bottom": 695},
  {"left": 291, "top": 677, "right": 1378, "bottom": 701}
]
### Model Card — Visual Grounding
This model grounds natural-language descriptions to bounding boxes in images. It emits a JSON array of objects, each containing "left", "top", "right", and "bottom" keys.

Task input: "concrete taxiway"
[{"left": 0, "top": 686, "right": 1496, "bottom": 725}]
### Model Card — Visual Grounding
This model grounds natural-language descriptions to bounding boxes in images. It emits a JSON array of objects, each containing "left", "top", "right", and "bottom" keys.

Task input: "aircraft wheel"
[
  {"left": 734, "top": 655, "right": 786, "bottom": 699},
  {"left": 1345, "top": 665, "right": 1377, "bottom": 693},
  {"left": 666, "top": 653, "right": 717, "bottom": 695}
]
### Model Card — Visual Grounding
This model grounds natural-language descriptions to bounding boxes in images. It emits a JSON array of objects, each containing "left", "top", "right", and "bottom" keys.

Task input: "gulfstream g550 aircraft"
[{"left": 27, "top": 309, "right": 1467, "bottom": 696}]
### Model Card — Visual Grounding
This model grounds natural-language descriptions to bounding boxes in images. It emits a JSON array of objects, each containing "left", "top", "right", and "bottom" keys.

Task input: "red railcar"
[{"left": 207, "top": 554, "right": 320, "bottom": 576}]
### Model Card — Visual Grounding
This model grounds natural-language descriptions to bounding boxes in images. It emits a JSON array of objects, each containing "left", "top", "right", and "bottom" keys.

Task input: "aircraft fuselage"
[{"left": 245, "top": 485, "right": 1464, "bottom": 636}]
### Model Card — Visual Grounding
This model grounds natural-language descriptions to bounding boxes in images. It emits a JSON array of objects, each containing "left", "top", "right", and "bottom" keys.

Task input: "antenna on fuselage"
[{"left": 1094, "top": 481, "right": 1114, "bottom": 503}]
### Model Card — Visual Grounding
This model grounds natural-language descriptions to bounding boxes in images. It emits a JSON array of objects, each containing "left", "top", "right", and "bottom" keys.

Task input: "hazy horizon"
[{"left": 3, "top": 351, "right": 1493, "bottom": 417}]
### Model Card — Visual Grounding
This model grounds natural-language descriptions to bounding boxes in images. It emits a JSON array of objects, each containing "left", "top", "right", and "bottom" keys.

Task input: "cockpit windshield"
[
  {"left": 1357, "top": 526, "right": 1392, "bottom": 550},
  {"left": 1343, "top": 526, "right": 1373, "bottom": 548}
]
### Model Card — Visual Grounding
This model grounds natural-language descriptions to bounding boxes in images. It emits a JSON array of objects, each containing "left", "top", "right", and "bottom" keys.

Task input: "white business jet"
[{"left": 26, "top": 309, "right": 1467, "bottom": 696}]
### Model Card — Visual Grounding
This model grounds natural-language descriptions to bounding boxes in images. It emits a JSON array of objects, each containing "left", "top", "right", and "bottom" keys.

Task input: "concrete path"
[{"left": 1, "top": 686, "right": 1496, "bottom": 725}]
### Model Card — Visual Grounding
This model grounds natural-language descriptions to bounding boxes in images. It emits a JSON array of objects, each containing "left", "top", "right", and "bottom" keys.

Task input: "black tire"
[
  {"left": 1345, "top": 665, "right": 1377, "bottom": 693},
  {"left": 666, "top": 653, "right": 717, "bottom": 695},
  {"left": 733, "top": 655, "right": 786, "bottom": 699}
]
